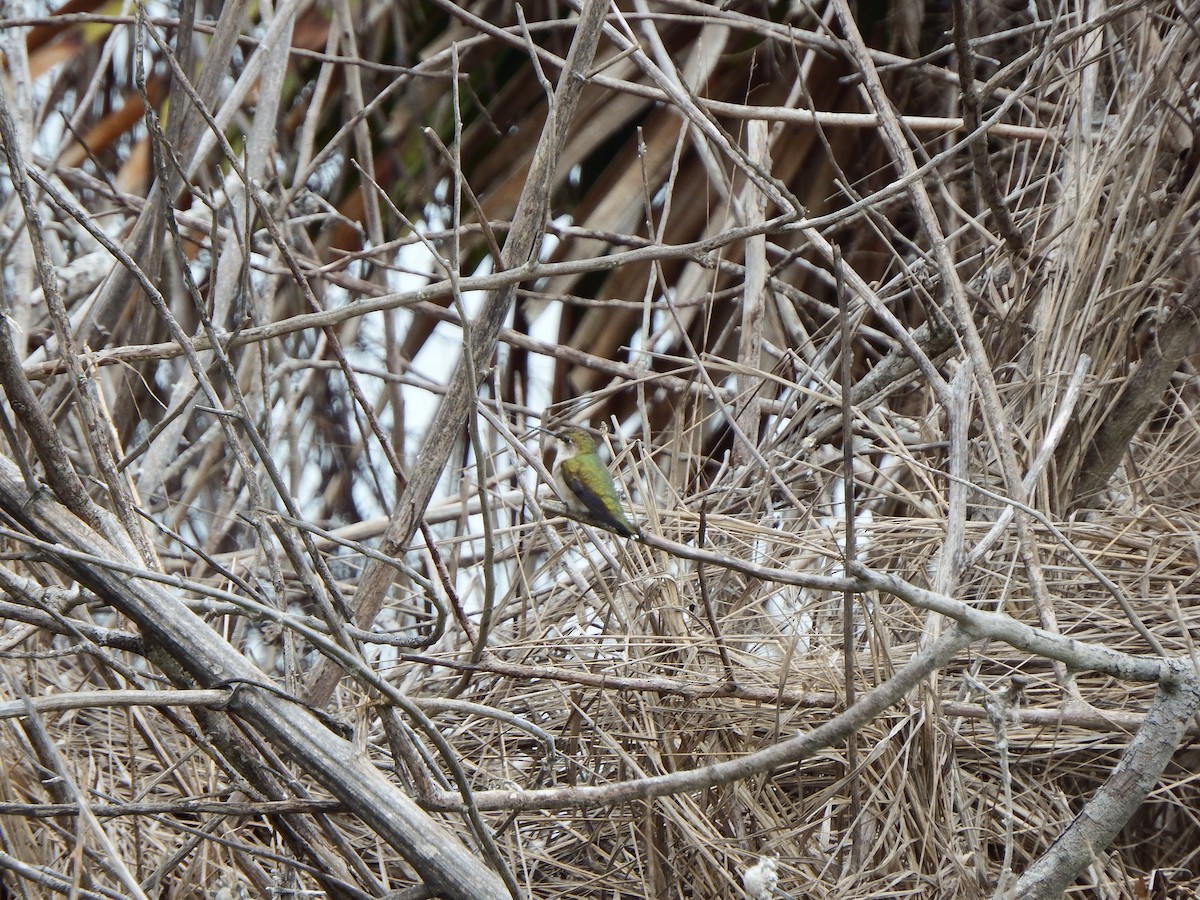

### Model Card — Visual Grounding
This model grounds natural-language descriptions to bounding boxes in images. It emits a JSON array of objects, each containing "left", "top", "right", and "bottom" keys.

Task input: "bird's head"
[{"left": 556, "top": 426, "right": 597, "bottom": 458}]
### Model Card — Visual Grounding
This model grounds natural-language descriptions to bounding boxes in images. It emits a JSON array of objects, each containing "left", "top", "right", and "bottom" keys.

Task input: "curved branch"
[
  {"left": 0, "top": 452, "right": 510, "bottom": 900},
  {"left": 1011, "top": 677, "right": 1200, "bottom": 899}
]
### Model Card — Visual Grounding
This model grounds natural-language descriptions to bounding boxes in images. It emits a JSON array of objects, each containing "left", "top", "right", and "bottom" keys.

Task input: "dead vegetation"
[{"left": 0, "top": 0, "right": 1199, "bottom": 898}]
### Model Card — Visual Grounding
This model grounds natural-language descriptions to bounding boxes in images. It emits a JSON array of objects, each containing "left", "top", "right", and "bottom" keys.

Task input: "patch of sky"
[
  {"left": 649, "top": 291, "right": 681, "bottom": 356},
  {"left": 303, "top": 148, "right": 344, "bottom": 198},
  {"left": 650, "top": 181, "right": 671, "bottom": 211}
]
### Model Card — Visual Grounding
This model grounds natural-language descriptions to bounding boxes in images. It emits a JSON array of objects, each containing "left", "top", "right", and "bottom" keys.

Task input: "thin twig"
[{"left": 834, "top": 244, "right": 862, "bottom": 866}]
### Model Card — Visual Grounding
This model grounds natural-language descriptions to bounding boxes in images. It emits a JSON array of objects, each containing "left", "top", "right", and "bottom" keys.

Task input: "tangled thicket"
[{"left": 0, "top": 1, "right": 1199, "bottom": 898}]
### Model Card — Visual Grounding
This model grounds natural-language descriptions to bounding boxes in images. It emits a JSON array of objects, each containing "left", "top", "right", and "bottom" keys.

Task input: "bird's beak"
[{"left": 524, "top": 424, "right": 555, "bottom": 441}]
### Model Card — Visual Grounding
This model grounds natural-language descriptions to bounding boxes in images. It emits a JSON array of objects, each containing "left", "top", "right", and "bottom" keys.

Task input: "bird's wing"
[
  {"left": 559, "top": 457, "right": 636, "bottom": 536},
  {"left": 558, "top": 457, "right": 607, "bottom": 514}
]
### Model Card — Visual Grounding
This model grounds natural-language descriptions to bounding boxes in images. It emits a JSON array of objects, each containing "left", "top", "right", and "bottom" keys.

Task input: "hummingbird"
[{"left": 550, "top": 426, "right": 641, "bottom": 538}]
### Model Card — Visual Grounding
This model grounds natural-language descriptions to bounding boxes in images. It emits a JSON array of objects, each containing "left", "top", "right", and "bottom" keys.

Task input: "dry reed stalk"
[{"left": 0, "top": 2, "right": 1199, "bottom": 898}]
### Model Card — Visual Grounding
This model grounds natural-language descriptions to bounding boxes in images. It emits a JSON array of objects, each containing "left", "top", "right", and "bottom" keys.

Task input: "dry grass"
[{"left": 1, "top": 0, "right": 1200, "bottom": 898}]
